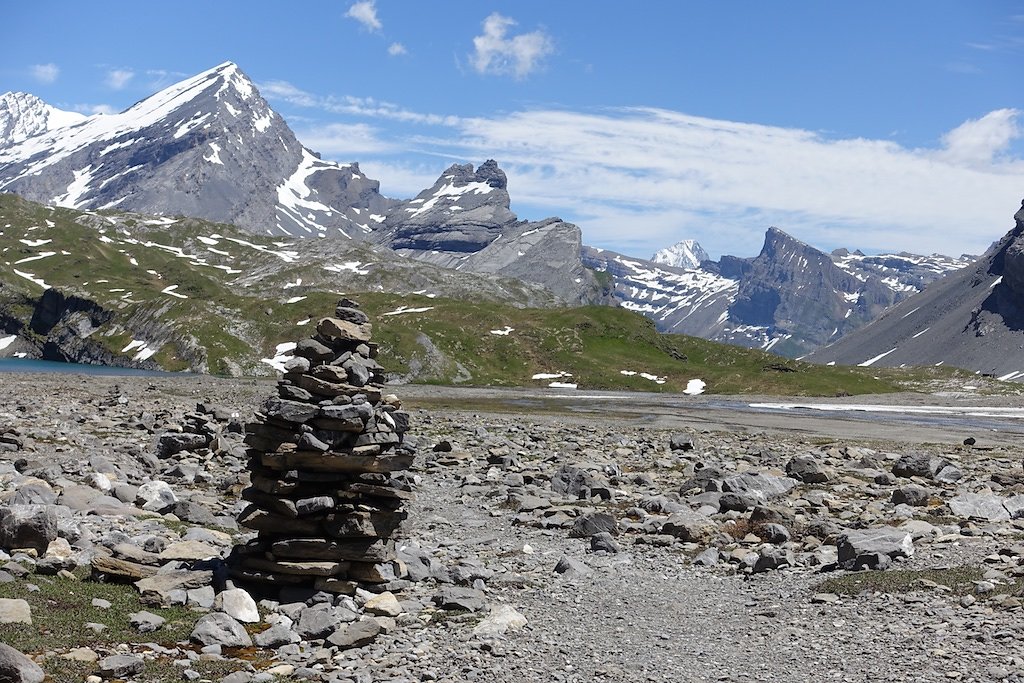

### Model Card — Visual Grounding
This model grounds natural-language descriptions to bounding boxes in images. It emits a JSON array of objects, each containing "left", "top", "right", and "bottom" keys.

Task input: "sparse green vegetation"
[
  {"left": 816, "top": 566, "right": 1024, "bottom": 598},
  {"left": 0, "top": 568, "right": 197, "bottom": 653}
]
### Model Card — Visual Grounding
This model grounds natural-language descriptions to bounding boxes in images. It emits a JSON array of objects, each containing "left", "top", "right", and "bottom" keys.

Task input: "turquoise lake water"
[{"left": 0, "top": 358, "right": 179, "bottom": 376}]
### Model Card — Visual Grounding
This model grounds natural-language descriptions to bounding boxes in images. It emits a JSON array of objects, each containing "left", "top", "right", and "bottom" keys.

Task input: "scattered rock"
[{"left": 0, "top": 643, "right": 44, "bottom": 683}]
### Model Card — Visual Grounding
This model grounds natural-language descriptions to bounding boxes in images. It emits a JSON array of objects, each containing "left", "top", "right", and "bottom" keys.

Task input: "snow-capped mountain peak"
[
  {"left": 0, "top": 62, "right": 393, "bottom": 237},
  {"left": 652, "top": 239, "right": 709, "bottom": 270},
  {"left": 0, "top": 92, "right": 86, "bottom": 148}
]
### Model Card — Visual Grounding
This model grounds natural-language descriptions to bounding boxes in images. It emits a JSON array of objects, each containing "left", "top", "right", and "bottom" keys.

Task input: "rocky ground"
[{"left": 1, "top": 373, "right": 1023, "bottom": 683}]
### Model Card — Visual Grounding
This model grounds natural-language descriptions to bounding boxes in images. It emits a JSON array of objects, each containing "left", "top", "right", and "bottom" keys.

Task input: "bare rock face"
[
  {"left": 999, "top": 201, "right": 1024, "bottom": 298},
  {"left": 384, "top": 160, "right": 516, "bottom": 253}
]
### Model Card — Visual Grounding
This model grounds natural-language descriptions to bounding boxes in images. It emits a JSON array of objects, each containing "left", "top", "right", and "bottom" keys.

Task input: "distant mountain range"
[
  {"left": 809, "top": 200, "right": 1024, "bottom": 379},
  {"left": 0, "top": 61, "right": 1001, "bottom": 372},
  {"left": 583, "top": 230, "right": 970, "bottom": 357}
]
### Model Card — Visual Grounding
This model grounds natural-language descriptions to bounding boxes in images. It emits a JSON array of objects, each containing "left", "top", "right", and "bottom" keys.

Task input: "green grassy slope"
[{"left": 0, "top": 194, "right": 967, "bottom": 394}]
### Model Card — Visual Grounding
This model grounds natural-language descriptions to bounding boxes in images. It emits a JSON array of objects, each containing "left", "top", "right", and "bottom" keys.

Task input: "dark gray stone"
[
  {"left": 432, "top": 587, "right": 488, "bottom": 612},
  {"left": 98, "top": 654, "right": 144, "bottom": 678},
  {"left": 590, "top": 531, "right": 621, "bottom": 553},
  {"left": 326, "top": 619, "right": 381, "bottom": 650},
  {"left": 0, "top": 505, "right": 56, "bottom": 555},
  {"left": 785, "top": 455, "right": 832, "bottom": 483},
  {"left": 568, "top": 512, "right": 618, "bottom": 539},
  {"left": 891, "top": 485, "right": 932, "bottom": 507},
  {"left": 836, "top": 528, "right": 914, "bottom": 570}
]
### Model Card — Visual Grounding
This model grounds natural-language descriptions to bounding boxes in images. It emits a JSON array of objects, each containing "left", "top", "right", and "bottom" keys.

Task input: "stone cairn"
[{"left": 230, "top": 299, "right": 415, "bottom": 596}]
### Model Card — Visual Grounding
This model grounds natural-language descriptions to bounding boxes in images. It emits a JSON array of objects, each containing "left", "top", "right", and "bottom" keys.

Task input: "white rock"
[
  {"left": 472, "top": 604, "right": 528, "bottom": 638},
  {"left": 214, "top": 588, "right": 260, "bottom": 624}
]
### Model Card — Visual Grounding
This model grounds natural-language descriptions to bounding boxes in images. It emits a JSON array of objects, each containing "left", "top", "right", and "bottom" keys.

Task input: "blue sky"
[{"left": 3, "top": 1, "right": 1023, "bottom": 259}]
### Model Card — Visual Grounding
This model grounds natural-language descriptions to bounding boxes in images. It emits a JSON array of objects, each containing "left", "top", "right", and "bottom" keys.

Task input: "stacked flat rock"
[{"left": 230, "top": 300, "right": 415, "bottom": 595}]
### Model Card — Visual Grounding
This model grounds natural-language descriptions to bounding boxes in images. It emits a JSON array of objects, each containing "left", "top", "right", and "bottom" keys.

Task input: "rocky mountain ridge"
[
  {"left": 0, "top": 92, "right": 86, "bottom": 147},
  {"left": 809, "top": 199, "right": 1024, "bottom": 378},
  {"left": 585, "top": 228, "right": 972, "bottom": 358}
]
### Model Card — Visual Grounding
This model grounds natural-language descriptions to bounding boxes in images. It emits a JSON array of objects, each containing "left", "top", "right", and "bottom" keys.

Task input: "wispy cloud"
[
  {"left": 260, "top": 80, "right": 461, "bottom": 126},
  {"left": 72, "top": 103, "right": 117, "bottom": 115},
  {"left": 269, "top": 78, "right": 1024, "bottom": 259},
  {"left": 946, "top": 61, "right": 982, "bottom": 74},
  {"left": 470, "top": 13, "right": 554, "bottom": 80},
  {"left": 291, "top": 122, "right": 398, "bottom": 157},
  {"left": 388, "top": 42, "right": 407, "bottom": 56},
  {"left": 431, "top": 107, "right": 1024, "bottom": 257},
  {"left": 30, "top": 63, "right": 59, "bottom": 84},
  {"left": 346, "top": 0, "right": 382, "bottom": 32},
  {"left": 145, "top": 69, "right": 189, "bottom": 91},
  {"left": 105, "top": 68, "right": 135, "bottom": 90}
]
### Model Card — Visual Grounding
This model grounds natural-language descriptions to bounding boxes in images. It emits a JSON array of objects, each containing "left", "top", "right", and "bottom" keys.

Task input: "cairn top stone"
[{"left": 317, "top": 318, "right": 372, "bottom": 344}]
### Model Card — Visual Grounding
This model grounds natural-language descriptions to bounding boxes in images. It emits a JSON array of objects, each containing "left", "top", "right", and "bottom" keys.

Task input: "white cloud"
[
  {"left": 346, "top": 0, "right": 382, "bottom": 32},
  {"left": 388, "top": 42, "right": 407, "bottom": 56},
  {"left": 263, "top": 77, "right": 1024, "bottom": 260},
  {"left": 30, "top": 63, "right": 59, "bottom": 84},
  {"left": 470, "top": 13, "right": 554, "bottom": 79},
  {"left": 261, "top": 79, "right": 460, "bottom": 126},
  {"left": 426, "top": 106, "right": 1024, "bottom": 258},
  {"left": 292, "top": 122, "right": 398, "bottom": 157},
  {"left": 105, "top": 69, "right": 135, "bottom": 90},
  {"left": 940, "top": 108, "right": 1020, "bottom": 165}
]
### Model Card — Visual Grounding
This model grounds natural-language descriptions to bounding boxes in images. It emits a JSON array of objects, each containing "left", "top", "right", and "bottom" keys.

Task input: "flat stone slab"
[{"left": 949, "top": 493, "right": 1011, "bottom": 522}]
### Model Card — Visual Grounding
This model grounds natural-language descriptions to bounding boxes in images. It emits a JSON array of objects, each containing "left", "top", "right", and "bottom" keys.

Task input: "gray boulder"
[
  {"left": 296, "top": 603, "right": 358, "bottom": 640},
  {"left": 432, "top": 587, "right": 488, "bottom": 612},
  {"left": 98, "top": 654, "right": 144, "bottom": 678},
  {"left": 553, "top": 555, "right": 592, "bottom": 580},
  {"left": 721, "top": 472, "right": 796, "bottom": 501},
  {"left": 190, "top": 612, "right": 253, "bottom": 648},
  {"left": 254, "top": 623, "right": 300, "bottom": 648},
  {"left": 326, "top": 619, "right": 381, "bottom": 650},
  {"left": 129, "top": 610, "right": 166, "bottom": 633},
  {"left": 891, "top": 485, "right": 932, "bottom": 507},
  {"left": 568, "top": 512, "right": 618, "bottom": 538},
  {"left": 661, "top": 510, "right": 717, "bottom": 542},
  {"left": 0, "top": 505, "right": 56, "bottom": 554},
  {"left": 135, "top": 481, "right": 177, "bottom": 513},
  {"left": 891, "top": 454, "right": 949, "bottom": 480},
  {"left": 785, "top": 455, "right": 833, "bottom": 483},
  {"left": 837, "top": 528, "right": 914, "bottom": 570}
]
